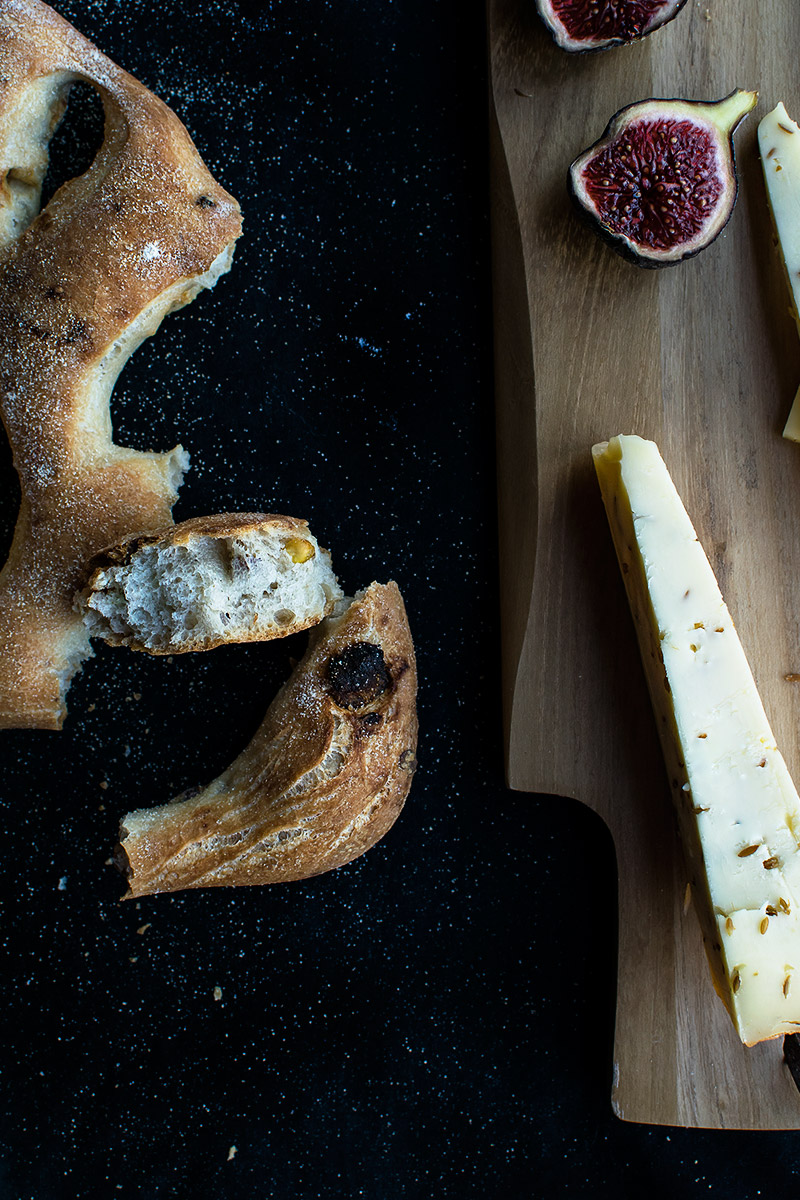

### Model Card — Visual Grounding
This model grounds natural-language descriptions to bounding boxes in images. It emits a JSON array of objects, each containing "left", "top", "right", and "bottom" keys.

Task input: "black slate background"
[{"left": 0, "top": 1, "right": 798, "bottom": 1197}]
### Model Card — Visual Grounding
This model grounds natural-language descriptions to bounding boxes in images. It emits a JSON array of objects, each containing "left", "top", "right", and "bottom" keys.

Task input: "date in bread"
[
  {"left": 75, "top": 513, "right": 343, "bottom": 653},
  {"left": 0, "top": 0, "right": 242, "bottom": 729},
  {"left": 116, "top": 581, "right": 417, "bottom": 898}
]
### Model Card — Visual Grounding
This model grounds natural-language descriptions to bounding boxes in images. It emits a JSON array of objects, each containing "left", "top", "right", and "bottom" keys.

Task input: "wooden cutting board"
[{"left": 489, "top": 0, "right": 800, "bottom": 1127}]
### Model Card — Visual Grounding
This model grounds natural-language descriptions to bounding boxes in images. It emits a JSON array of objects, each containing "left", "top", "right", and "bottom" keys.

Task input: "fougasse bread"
[
  {"left": 75, "top": 513, "right": 344, "bottom": 654},
  {"left": 116, "top": 582, "right": 418, "bottom": 898},
  {"left": 0, "top": 0, "right": 242, "bottom": 729}
]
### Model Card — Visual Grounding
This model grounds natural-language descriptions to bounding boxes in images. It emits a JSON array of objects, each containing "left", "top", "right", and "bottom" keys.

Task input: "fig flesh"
[
  {"left": 537, "top": 0, "right": 686, "bottom": 53},
  {"left": 568, "top": 90, "right": 758, "bottom": 267}
]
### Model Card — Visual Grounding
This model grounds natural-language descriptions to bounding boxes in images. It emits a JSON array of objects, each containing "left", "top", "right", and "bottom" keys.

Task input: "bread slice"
[
  {"left": 0, "top": 0, "right": 242, "bottom": 727},
  {"left": 76, "top": 513, "right": 343, "bottom": 653},
  {"left": 116, "top": 581, "right": 418, "bottom": 897}
]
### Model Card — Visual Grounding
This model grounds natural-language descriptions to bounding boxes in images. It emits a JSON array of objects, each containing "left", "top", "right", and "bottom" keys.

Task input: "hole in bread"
[
  {"left": 39, "top": 81, "right": 105, "bottom": 211},
  {"left": 106, "top": 243, "right": 235, "bottom": 453},
  {"left": 0, "top": 76, "right": 106, "bottom": 249}
]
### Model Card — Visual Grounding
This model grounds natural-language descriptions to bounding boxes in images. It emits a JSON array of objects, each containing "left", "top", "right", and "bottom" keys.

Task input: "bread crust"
[
  {"left": 0, "top": 0, "right": 242, "bottom": 728},
  {"left": 75, "top": 512, "right": 341, "bottom": 653},
  {"left": 81, "top": 512, "right": 319, "bottom": 568},
  {"left": 116, "top": 581, "right": 418, "bottom": 898}
]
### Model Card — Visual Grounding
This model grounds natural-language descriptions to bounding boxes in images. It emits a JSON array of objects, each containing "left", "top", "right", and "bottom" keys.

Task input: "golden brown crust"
[
  {"left": 80, "top": 512, "right": 317, "bottom": 574},
  {"left": 117, "top": 581, "right": 418, "bottom": 897},
  {"left": 0, "top": 0, "right": 242, "bottom": 728}
]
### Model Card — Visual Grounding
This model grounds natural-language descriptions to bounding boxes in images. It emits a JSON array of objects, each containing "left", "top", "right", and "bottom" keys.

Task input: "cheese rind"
[
  {"left": 758, "top": 102, "right": 800, "bottom": 442},
  {"left": 594, "top": 434, "right": 800, "bottom": 1046}
]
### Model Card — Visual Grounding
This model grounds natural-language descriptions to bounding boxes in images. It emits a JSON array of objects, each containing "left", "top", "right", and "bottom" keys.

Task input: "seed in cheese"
[
  {"left": 758, "top": 102, "right": 800, "bottom": 442},
  {"left": 593, "top": 433, "right": 800, "bottom": 1046}
]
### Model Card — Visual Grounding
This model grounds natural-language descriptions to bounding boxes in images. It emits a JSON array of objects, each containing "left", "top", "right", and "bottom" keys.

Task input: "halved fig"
[
  {"left": 537, "top": 0, "right": 686, "bottom": 53},
  {"left": 569, "top": 90, "right": 758, "bottom": 267}
]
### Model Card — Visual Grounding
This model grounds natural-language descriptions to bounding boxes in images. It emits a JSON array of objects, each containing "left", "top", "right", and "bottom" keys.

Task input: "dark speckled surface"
[{"left": 1, "top": 2, "right": 799, "bottom": 1197}]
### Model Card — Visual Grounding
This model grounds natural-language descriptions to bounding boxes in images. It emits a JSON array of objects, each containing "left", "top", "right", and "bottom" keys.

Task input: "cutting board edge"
[
  {"left": 488, "top": 80, "right": 542, "bottom": 786},
  {"left": 487, "top": 0, "right": 800, "bottom": 1130},
  {"left": 610, "top": 1087, "right": 800, "bottom": 1130}
]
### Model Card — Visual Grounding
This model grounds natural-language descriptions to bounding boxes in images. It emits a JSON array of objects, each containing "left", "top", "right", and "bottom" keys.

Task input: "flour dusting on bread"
[
  {"left": 116, "top": 581, "right": 418, "bottom": 897},
  {"left": 0, "top": 0, "right": 242, "bottom": 728}
]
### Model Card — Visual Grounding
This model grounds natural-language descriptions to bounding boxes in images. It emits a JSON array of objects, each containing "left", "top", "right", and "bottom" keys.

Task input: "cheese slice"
[
  {"left": 594, "top": 434, "right": 800, "bottom": 1046},
  {"left": 758, "top": 102, "right": 800, "bottom": 442}
]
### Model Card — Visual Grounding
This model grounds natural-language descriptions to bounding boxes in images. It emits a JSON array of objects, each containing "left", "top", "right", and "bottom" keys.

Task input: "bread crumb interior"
[{"left": 83, "top": 530, "right": 342, "bottom": 651}]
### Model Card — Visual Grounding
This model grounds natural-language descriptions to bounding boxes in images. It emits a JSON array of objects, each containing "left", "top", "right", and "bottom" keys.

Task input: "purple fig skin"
[
  {"left": 536, "top": 0, "right": 688, "bottom": 53},
  {"left": 567, "top": 92, "right": 755, "bottom": 268}
]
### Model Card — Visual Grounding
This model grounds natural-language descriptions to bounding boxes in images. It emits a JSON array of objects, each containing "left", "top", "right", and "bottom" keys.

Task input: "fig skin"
[
  {"left": 568, "top": 91, "right": 758, "bottom": 268},
  {"left": 536, "top": 0, "right": 688, "bottom": 53}
]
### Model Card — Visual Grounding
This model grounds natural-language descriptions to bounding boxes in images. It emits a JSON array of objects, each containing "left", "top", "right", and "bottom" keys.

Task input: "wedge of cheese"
[
  {"left": 594, "top": 434, "right": 800, "bottom": 1046},
  {"left": 758, "top": 102, "right": 800, "bottom": 442}
]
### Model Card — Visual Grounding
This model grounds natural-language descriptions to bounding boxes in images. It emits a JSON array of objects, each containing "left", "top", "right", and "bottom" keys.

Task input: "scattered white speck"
[
  {"left": 141, "top": 241, "right": 161, "bottom": 261},
  {"left": 339, "top": 333, "right": 382, "bottom": 357}
]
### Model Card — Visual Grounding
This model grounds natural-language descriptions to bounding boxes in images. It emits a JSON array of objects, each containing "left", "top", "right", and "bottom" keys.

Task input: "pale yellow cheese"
[
  {"left": 758, "top": 102, "right": 800, "bottom": 442},
  {"left": 594, "top": 434, "right": 800, "bottom": 1046}
]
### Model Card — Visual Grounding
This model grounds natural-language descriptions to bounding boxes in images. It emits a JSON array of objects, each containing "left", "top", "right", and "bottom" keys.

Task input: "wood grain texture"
[{"left": 489, "top": 0, "right": 800, "bottom": 1127}]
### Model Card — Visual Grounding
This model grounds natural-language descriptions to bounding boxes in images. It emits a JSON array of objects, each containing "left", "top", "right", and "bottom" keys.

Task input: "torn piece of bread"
[
  {"left": 0, "top": 0, "right": 242, "bottom": 729},
  {"left": 76, "top": 513, "right": 343, "bottom": 653},
  {"left": 116, "top": 581, "right": 418, "bottom": 898}
]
